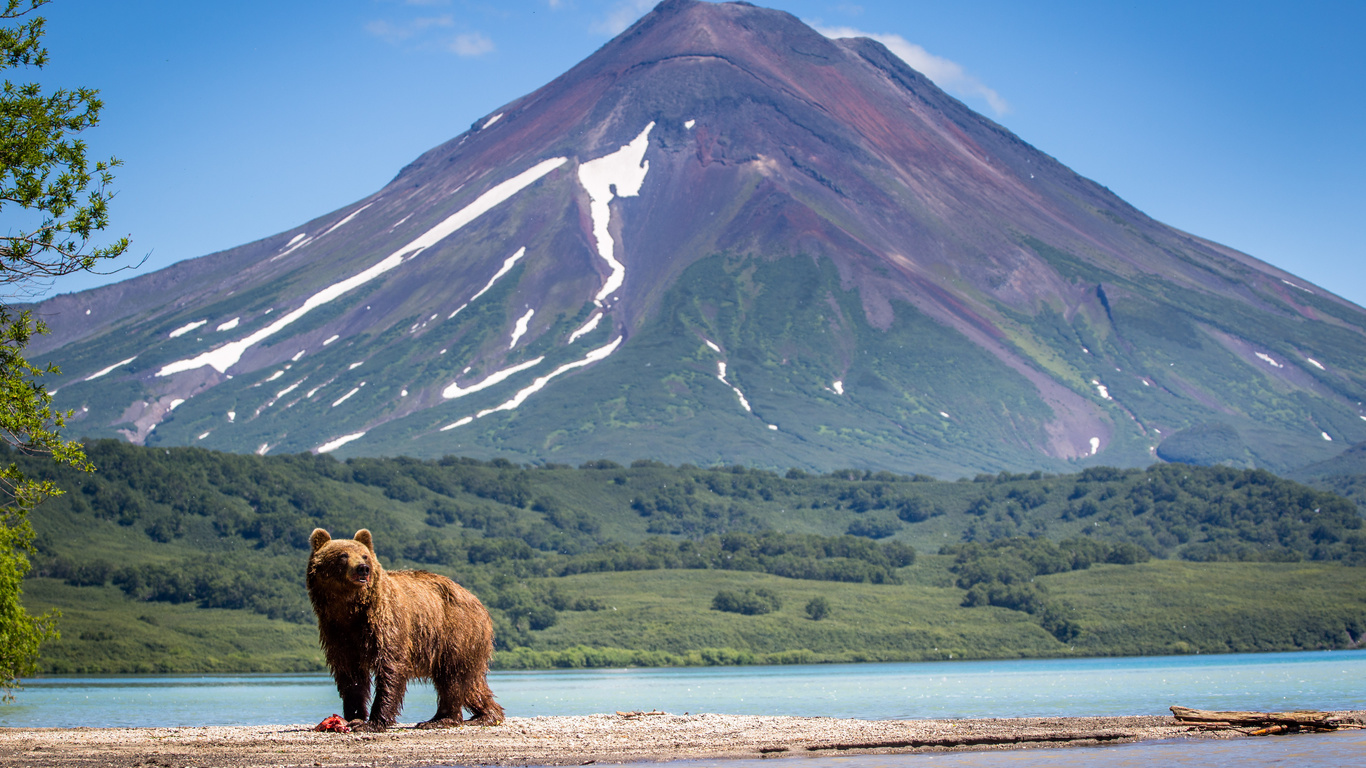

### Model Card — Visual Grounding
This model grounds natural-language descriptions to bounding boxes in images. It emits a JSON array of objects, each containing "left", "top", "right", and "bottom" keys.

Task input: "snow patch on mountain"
[
  {"left": 1307, "top": 357, "right": 1325, "bottom": 370},
  {"left": 274, "top": 233, "right": 313, "bottom": 261},
  {"left": 332, "top": 383, "right": 364, "bottom": 407},
  {"left": 318, "top": 202, "right": 374, "bottom": 239},
  {"left": 318, "top": 432, "right": 366, "bottom": 453},
  {"left": 510, "top": 308, "right": 535, "bottom": 348},
  {"left": 716, "top": 361, "right": 752, "bottom": 412},
  {"left": 578, "top": 123, "right": 654, "bottom": 305},
  {"left": 449, "top": 247, "right": 528, "bottom": 319},
  {"left": 217, "top": 317, "right": 240, "bottom": 332},
  {"left": 477, "top": 337, "right": 623, "bottom": 418},
  {"left": 1256, "top": 352, "right": 1284, "bottom": 369},
  {"left": 85, "top": 356, "right": 137, "bottom": 381},
  {"left": 443, "top": 357, "right": 544, "bottom": 399},
  {"left": 569, "top": 312, "right": 603, "bottom": 343},
  {"left": 156, "top": 159, "right": 566, "bottom": 377},
  {"left": 168, "top": 320, "right": 207, "bottom": 339}
]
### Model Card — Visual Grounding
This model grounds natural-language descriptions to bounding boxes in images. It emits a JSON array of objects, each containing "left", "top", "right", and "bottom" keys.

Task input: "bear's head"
[{"left": 307, "top": 528, "right": 383, "bottom": 601}]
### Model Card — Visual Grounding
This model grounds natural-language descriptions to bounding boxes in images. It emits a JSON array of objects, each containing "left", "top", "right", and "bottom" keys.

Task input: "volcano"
[{"left": 28, "top": 0, "right": 1366, "bottom": 476}]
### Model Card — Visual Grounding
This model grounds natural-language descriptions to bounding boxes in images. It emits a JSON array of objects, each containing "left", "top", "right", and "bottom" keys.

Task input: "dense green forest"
[{"left": 15, "top": 440, "right": 1366, "bottom": 672}]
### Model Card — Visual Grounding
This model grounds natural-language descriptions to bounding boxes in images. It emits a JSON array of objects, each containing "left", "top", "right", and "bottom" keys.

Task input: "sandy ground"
[{"left": 3, "top": 711, "right": 1362, "bottom": 768}]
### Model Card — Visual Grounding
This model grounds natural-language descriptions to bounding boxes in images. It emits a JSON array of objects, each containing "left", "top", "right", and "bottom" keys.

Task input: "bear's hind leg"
[
  {"left": 417, "top": 665, "right": 467, "bottom": 729},
  {"left": 464, "top": 677, "right": 505, "bottom": 726}
]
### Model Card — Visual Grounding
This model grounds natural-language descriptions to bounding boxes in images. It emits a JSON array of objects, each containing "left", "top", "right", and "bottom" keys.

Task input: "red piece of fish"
[{"left": 313, "top": 714, "right": 351, "bottom": 733}]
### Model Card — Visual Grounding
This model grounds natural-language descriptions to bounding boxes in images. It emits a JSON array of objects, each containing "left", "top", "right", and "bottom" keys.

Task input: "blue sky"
[{"left": 22, "top": 0, "right": 1366, "bottom": 308}]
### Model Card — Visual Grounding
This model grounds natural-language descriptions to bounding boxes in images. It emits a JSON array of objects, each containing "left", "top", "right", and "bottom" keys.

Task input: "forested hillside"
[{"left": 17, "top": 441, "right": 1366, "bottom": 672}]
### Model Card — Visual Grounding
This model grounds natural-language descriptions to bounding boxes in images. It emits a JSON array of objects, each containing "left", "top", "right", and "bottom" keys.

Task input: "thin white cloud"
[
  {"left": 366, "top": 13, "right": 492, "bottom": 58},
  {"left": 365, "top": 19, "right": 407, "bottom": 45},
  {"left": 449, "top": 31, "right": 495, "bottom": 57},
  {"left": 593, "top": 0, "right": 655, "bottom": 35},
  {"left": 365, "top": 14, "right": 454, "bottom": 45},
  {"left": 815, "top": 25, "right": 1009, "bottom": 116}
]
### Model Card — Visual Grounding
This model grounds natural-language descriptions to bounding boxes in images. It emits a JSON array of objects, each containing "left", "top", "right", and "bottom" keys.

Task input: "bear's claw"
[{"left": 416, "top": 717, "right": 463, "bottom": 729}]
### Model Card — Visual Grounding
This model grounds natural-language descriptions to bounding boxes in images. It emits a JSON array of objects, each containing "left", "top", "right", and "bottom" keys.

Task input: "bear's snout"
[{"left": 350, "top": 560, "right": 372, "bottom": 585}]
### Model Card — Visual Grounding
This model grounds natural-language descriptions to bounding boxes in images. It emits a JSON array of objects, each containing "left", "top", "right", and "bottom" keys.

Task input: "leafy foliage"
[
  {"left": 1155, "top": 423, "right": 1249, "bottom": 467},
  {"left": 1, "top": 0, "right": 128, "bottom": 700},
  {"left": 712, "top": 587, "right": 781, "bottom": 615},
  {"left": 553, "top": 532, "right": 913, "bottom": 584},
  {"left": 943, "top": 537, "right": 1150, "bottom": 642},
  {"left": 12, "top": 438, "right": 1366, "bottom": 670},
  {"left": 39, "top": 553, "right": 311, "bottom": 623},
  {"left": 0, "top": 1, "right": 128, "bottom": 285},
  {"left": 0, "top": 505, "right": 56, "bottom": 696}
]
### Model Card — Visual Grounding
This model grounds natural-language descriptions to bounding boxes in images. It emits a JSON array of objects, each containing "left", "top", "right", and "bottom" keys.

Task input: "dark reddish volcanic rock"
[{"left": 26, "top": 0, "right": 1366, "bottom": 475}]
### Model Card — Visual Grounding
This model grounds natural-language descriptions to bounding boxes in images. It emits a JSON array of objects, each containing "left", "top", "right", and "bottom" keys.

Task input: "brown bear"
[{"left": 307, "top": 528, "right": 504, "bottom": 731}]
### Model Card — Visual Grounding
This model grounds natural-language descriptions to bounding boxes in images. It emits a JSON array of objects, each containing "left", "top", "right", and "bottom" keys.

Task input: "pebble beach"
[{"left": 6, "top": 710, "right": 1361, "bottom": 768}]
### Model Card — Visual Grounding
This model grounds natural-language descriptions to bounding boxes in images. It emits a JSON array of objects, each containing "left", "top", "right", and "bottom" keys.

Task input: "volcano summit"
[{"left": 29, "top": 0, "right": 1366, "bottom": 476}]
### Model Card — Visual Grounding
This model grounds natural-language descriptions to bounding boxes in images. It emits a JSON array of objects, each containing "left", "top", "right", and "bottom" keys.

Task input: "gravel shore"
[{"left": 5, "top": 710, "right": 1362, "bottom": 768}]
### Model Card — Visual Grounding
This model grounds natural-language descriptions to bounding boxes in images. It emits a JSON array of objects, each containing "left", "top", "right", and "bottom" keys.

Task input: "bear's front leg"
[
  {"left": 360, "top": 661, "right": 408, "bottom": 731},
  {"left": 333, "top": 668, "right": 371, "bottom": 724}
]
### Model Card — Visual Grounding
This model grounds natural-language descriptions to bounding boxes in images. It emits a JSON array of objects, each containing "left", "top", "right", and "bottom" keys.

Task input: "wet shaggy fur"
[{"left": 307, "top": 528, "right": 504, "bottom": 731}]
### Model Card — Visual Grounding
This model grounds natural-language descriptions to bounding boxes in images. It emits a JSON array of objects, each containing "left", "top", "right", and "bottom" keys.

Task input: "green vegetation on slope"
[
  {"left": 1019, "top": 237, "right": 1366, "bottom": 473},
  {"left": 14, "top": 441, "right": 1366, "bottom": 672},
  {"left": 30, "top": 556, "right": 1366, "bottom": 673},
  {"left": 352, "top": 252, "right": 1070, "bottom": 476}
]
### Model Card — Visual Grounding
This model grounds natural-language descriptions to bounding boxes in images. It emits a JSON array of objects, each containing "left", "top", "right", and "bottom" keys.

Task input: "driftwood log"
[
  {"left": 804, "top": 730, "right": 1135, "bottom": 752},
  {"left": 1171, "top": 706, "right": 1352, "bottom": 734}
]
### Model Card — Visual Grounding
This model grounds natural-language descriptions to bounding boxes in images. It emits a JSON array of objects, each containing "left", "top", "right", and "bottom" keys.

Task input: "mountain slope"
[{"left": 27, "top": 0, "right": 1366, "bottom": 475}]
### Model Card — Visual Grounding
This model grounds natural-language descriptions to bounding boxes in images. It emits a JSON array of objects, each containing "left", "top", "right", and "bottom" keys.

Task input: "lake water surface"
[
  {"left": 659, "top": 730, "right": 1366, "bottom": 768},
  {"left": 3, "top": 649, "right": 1363, "bottom": 728}
]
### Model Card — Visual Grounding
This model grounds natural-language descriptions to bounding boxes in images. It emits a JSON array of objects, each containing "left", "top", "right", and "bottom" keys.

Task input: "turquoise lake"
[
  {"left": 657, "top": 730, "right": 1366, "bottom": 768},
  {"left": 2, "top": 649, "right": 1363, "bottom": 728}
]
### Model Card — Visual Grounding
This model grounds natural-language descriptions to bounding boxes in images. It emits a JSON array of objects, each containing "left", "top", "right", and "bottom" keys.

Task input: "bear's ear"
[
  {"left": 354, "top": 529, "right": 374, "bottom": 552},
  {"left": 310, "top": 528, "right": 331, "bottom": 552}
]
